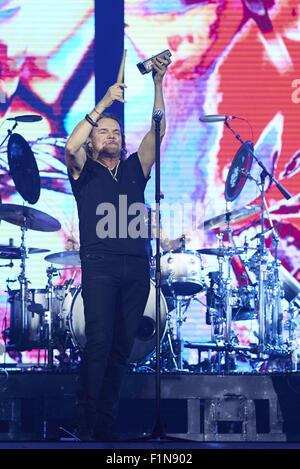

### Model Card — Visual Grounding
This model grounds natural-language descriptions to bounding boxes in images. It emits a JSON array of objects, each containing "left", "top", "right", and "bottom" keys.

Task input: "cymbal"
[
  {"left": 7, "top": 133, "right": 40, "bottom": 205},
  {"left": 225, "top": 141, "right": 253, "bottom": 202},
  {"left": 0, "top": 204, "right": 61, "bottom": 232},
  {"left": 28, "top": 247, "right": 51, "bottom": 254},
  {"left": 0, "top": 244, "right": 50, "bottom": 259},
  {"left": 44, "top": 250, "right": 80, "bottom": 266},
  {"left": 197, "top": 247, "right": 244, "bottom": 257},
  {"left": 203, "top": 205, "right": 260, "bottom": 231}
]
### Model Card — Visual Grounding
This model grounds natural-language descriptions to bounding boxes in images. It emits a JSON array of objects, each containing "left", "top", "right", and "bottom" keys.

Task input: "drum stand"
[
  {"left": 45, "top": 266, "right": 57, "bottom": 368},
  {"left": 249, "top": 170, "right": 286, "bottom": 356},
  {"left": 44, "top": 266, "right": 78, "bottom": 368},
  {"left": 213, "top": 217, "right": 234, "bottom": 328},
  {"left": 215, "top": 222, "right": 240, "bottom": 371},
  {"left": 7, "top": 221, "right": 53, "bottom": 356},
  {"left": 18, "top": 224, "right": 29, "bottom": 349},
  {"left": 173, "top": 296, "right": 192, "bottom": 371}
]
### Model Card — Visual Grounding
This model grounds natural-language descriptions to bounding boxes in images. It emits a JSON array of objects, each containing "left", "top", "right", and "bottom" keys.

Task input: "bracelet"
[
  {"left": 93, "top": 107, "right": 101, "bottom": 116},
  {"left": 85, "top": 114, "right": 98, "bottom": 127}
]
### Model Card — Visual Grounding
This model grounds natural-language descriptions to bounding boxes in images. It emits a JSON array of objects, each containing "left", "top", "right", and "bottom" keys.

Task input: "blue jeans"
[{"left": 75, "top": 252, "right": 150, "bottom": 435}]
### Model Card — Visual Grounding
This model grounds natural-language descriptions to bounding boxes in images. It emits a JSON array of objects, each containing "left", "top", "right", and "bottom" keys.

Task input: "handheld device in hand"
[{"left": 137, "top": 49, "right": 172, "bottom": 75}]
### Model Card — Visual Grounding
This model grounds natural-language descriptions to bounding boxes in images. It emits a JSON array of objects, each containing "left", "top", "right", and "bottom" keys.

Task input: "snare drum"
[
  {"left": 158, "top": 250, "right": 204, "bottom": 296},
  {"left": 68, "top": 279, "right": 167, "bottom": 364}
]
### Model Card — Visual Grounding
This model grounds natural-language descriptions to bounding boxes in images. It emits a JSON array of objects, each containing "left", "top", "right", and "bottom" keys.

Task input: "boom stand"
[
  {"left": 152, "top": 110, "right": 164, "bottom": 438},
  {"left": 135, "top": 110, "right": 189, "bottom": 442}
]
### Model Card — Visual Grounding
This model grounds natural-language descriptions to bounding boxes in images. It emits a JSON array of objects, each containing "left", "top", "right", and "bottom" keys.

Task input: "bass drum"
[{"left": 68, "top": 279, "right": 167, "bottom": 364}]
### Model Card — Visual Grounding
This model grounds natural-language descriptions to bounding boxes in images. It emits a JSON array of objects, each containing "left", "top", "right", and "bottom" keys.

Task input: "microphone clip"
[{"left": 152, "top": 110, "right": 164, "bottom": 122}]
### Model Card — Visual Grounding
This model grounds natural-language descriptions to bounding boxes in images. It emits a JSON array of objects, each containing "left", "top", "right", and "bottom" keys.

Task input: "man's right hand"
[{"left": 96, "top": 83, "right": 127, "bottom": 111}]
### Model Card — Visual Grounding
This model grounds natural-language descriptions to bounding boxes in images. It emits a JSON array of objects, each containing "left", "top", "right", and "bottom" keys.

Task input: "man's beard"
[{"left": 97, "top": 143, "right": 120, "bottom": 159}]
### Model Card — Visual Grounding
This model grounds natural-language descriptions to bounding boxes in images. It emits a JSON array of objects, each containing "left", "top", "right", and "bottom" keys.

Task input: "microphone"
[
  {"left": 199, "top": 115, "right": 236, "bottom": 122},
  {"left": 7, "top": 115, "right": 43, "bottom": 122},
  {"left": 152, "top": 110, "right": 164, "bottom": 122}
]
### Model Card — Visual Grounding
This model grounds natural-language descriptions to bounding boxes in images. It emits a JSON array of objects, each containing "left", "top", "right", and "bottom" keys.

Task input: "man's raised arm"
[
  {"left": 65, "top": 83, "right": 126, "bottom": 179},
  {"left": 137, "top": 54, "right": 172, "bottom": 178}
]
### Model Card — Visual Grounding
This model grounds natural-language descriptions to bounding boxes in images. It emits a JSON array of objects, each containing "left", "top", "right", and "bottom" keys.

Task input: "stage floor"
[
  {"left": 0, "top": 440, "right": 300, "bottom": 451},
  {"left": 1, "top": 369, "right": 300, "bottom": 444}
]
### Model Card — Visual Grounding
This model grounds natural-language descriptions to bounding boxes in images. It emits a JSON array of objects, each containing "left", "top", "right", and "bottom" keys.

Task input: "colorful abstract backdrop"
[{"left": 0, "top": 0, "right": 299, "bottom": 369}]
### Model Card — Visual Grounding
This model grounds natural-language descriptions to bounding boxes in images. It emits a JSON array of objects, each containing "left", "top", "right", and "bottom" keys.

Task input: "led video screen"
[{"left": 0, "top": 0, "right": 299, "bottom": 371}]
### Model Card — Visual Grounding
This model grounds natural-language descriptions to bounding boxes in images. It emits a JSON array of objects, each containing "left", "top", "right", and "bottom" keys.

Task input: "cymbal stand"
[
  {"left": 174, "top": 296, "right": 190, "bottom": 370},
  {"left": 224, "top": 206, "right": 234, "bottom": 346},
  {"left": 165, "top": 311, "right": 179, "bottom": 371},
  {"left": 18, "top": 222, "right": 29, "bottom": 348},
  {"left": 211, "top": 230, "right": 234, "bottom": 372},
  {"left": 287, "top": 302, "right": 300, "bottom": 371},
  {"left": 249, "top": 171, "right": 285, "bottom": 354},
  {"left": 46, "top": 265, "right": 58, "bottom": 368},
  {"left": 257, "top": 170, "right": 268, "bottom": 356},
  {"left": 270, "top": 236, "right": 283, "bottom": 348},
  {"left": 215, "top": 208, "right": 234, "bottom": 345},
  {"left": 260, "top": 191, "right": 283, "bottom": 350}
]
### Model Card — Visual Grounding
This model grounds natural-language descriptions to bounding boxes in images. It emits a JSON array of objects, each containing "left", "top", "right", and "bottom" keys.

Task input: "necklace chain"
[{"left": 96, "top": 159, "right": 120, "bottom": 182}]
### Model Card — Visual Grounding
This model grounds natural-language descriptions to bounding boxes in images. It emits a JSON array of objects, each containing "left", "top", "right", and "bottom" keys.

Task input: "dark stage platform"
[{"left": 1, "top": 369, "right": 300, "bottom": 447}]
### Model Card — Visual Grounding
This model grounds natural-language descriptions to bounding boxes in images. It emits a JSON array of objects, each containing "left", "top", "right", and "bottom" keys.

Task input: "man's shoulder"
[{"left": 123, "top": 151, "right": 138, "bottom": 162}]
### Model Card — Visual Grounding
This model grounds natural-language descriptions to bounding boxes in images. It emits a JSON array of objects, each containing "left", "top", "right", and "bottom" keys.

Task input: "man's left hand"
[{"left": 152, "top": 55, "right": 172, "bottom": 83}]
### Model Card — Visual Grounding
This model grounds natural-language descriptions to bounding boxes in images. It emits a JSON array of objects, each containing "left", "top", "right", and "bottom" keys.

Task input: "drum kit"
[
  {"left": 131, "top": 140, "right": 300, "bottom": 374},
  {"left": 1, "top": 198, "right": 299, "bottom": 372},
  {"left": 0, "top": 125, "right": 299, "bottom": 373},
  {"left": 143, "top": 205, "right": 299, "bottom": 374}
]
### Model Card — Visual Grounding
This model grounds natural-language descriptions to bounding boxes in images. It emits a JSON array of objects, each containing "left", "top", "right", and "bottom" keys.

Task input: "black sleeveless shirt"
[{"left": 69, "top": 152, "right": 150, "bottom": 259}]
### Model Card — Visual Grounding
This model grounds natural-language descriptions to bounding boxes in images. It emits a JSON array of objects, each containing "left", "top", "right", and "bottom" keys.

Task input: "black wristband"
[{"left": 85, "top": 114, "right": 98, "bottom": 127}]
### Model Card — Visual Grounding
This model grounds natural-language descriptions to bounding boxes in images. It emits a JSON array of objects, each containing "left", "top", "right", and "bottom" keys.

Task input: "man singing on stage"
[{"left": 64, "top": 53, "right": 171, "bottom": 441}]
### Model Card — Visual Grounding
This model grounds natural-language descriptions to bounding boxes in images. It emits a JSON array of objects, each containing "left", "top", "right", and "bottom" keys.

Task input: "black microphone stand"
[
  {"left": 131, "top": 110, "right": 191, "bottom": 443},
  {"left": 152, "top": 109, "right": 165, "bottom": 439}
]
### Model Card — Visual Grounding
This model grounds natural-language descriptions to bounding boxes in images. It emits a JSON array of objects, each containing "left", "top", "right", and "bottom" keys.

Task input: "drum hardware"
[
  {"left": 43, "top": 266, "right": 79, "bottom": 367},
  {"left": 193, "top": 225, "right": 245, "bottom": 371},
  {"left": 45, "top": 266, "right": 58, "bottom": 368},
  {"left": 0, "top": 204, "right": 61, "bottom": 354},
  {"left": 286, "top": 301, "right": 300, "bottom": 371},
  {"left": 222, "top": 119, "right": 292, "bottom": 361},
  {"left": 184, "top": 341, "right": 256, "bottom": 373},
  {"left": 0, "top": 243, "right": 50, "bottom": 260},
  {"left": 18, "top": 223, "right": 30, "bottom": 348},
  {"left": 164, "top": 317, "right": 179, "bottom": 371},
  {"left": 0, "top": 260, "right": 14, "bottom": 269},
  {"left": 242, "top": 179, "right": 288, "bottom": 356},
  {"left": 213, "top": 225, "right": 235, "bottom": 346},
  {"left": 173, "top": 296, "right": 192, "bottom": 371}
]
